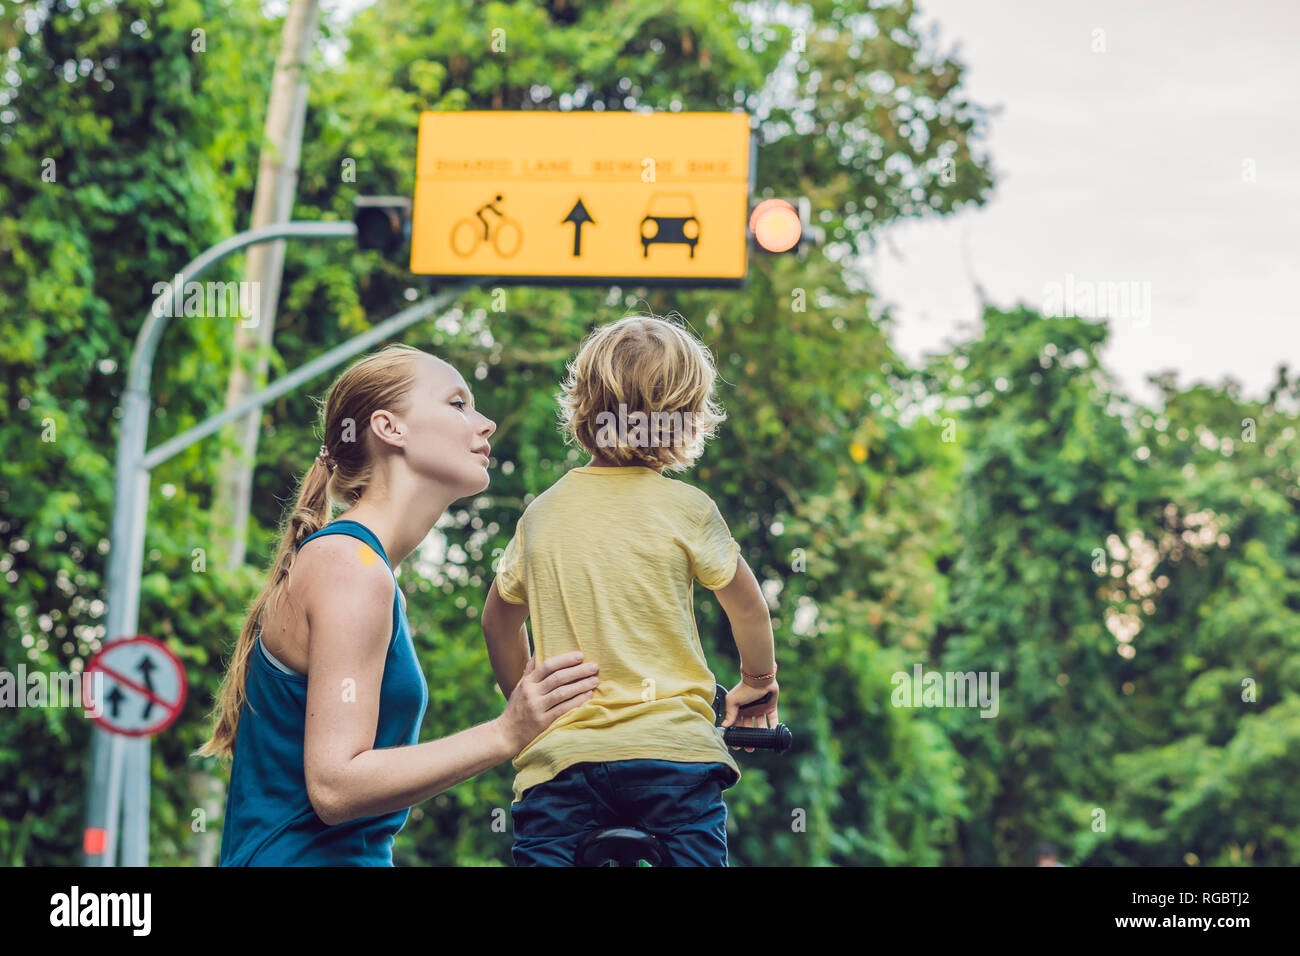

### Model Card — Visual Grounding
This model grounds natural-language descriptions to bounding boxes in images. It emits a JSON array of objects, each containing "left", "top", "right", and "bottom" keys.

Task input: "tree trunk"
[{"left": 214, "top": 0, "right": 320, "bottom": 574}]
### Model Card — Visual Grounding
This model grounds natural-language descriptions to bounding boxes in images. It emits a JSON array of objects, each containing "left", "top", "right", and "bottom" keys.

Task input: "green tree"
[
  {"left": 1099, "top": 371, "right": 1300, "bottom": 865},
  {"left": 924, "top": 307, "right": 1142, "bottom": 866},
  {"left": 924, "top": 308, "right": 1300, "bottom": 867},
  {"left": 0, "top": 0, "right": 276, "bottom": 864}
]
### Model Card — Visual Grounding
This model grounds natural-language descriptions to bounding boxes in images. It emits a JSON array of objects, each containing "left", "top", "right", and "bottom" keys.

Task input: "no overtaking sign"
[{"left": 85, "top": 636, "right": 187, "bottom": 738}]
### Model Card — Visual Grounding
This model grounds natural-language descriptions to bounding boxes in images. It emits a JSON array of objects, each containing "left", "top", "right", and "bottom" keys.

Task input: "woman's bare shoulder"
[{"left": 293, "top": 532, "right": 395, "bottom": 608}]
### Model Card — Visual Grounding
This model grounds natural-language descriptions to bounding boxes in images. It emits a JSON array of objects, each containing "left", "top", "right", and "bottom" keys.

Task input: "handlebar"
[{"left": 712, "top": 683, "right": 793, "bottom": 753}]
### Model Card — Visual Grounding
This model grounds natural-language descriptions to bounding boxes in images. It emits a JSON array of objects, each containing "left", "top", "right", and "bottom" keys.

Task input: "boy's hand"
[{"left": 721, "top": 679, "right": 780, "bottom": 753}]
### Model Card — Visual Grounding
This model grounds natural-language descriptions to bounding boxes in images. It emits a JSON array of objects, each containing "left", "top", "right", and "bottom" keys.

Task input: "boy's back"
[{"left": 495, "top": 463, "right": 742, "bottom": 804}]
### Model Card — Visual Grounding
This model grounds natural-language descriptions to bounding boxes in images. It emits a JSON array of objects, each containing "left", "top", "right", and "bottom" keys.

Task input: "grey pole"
[
  {"left": 86, "top": 381, "right": 154, "bottom": 866},
  {"left": 119, "top": 737, "right": 149, "bottom": 866},
  {"left": 85, "top": 218, "right": 486, "bottom": 865}
]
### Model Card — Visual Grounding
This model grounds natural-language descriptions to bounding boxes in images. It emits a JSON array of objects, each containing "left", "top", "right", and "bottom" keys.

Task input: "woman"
[{"left": 197, "top": 343, "right": 599, "bottom": 865}]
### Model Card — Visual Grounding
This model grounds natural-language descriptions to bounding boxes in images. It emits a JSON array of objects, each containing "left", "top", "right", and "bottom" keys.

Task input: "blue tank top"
[{"left": 219, "top": 519, "right": 429, "bottom": 866}]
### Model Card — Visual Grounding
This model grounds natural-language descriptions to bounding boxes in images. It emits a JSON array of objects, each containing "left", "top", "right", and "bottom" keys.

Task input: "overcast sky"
[{"left": 860, "top": 0, "right": 1300, "bottom": 406}]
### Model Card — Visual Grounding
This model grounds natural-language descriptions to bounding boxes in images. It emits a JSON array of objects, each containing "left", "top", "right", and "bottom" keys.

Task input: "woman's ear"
[{"left": 369, "top": 409, "right": 405, "bottom": 447}]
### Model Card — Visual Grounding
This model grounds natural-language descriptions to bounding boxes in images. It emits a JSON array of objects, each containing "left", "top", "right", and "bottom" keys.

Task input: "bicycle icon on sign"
[{"left": 451, "top": 193, "right": 523, "bottom": 258}]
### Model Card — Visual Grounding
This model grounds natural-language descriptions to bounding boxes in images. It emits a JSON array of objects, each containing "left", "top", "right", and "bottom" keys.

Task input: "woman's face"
[{"left": 393, "top": 355, "right": 497, "bottom": 496}]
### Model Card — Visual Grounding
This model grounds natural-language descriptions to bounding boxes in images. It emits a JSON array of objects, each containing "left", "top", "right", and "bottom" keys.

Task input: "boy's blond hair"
[{"left": 557, "top": 314, "right": 726, "bottom": 473}]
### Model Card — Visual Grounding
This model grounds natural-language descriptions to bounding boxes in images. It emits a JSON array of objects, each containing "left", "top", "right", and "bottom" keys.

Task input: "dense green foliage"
[{"left": 2, "top": 0, "right": 1295, "bottom": 866}]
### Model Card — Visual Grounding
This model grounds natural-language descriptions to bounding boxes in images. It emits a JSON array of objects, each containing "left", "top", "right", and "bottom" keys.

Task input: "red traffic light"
[{"left": 749, "top": 198, "right": 803, "bottom": 253}]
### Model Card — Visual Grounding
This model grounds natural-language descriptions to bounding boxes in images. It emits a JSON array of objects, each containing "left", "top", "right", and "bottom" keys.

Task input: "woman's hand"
[
  {"left": 721, "top": 679, "right": 780, "bottom": 753},
  {"left": 496, "top": 652, "right": 599, "bottom": 755}
]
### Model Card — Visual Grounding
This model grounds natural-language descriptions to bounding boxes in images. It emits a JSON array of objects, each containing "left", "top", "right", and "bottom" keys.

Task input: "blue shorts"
[{"left": 511, "top": 759, "right": 735, "bottom": 867}]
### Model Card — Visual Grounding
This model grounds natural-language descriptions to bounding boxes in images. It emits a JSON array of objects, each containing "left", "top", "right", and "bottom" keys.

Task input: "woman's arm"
[
  {"left": 481, "top": 578, "right": 531, "bottom": 699},
  {"left": 298, "top": 537, "right": 597, "bottom": 826}
]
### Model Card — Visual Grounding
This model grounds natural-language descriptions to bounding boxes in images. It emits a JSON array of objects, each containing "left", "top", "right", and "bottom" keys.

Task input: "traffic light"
[
  {"left": 748, "top": 196, "right": 822, "bottom": 257},
  {"left": 354, "top": 196, "right": 412, "bottom": 256}
]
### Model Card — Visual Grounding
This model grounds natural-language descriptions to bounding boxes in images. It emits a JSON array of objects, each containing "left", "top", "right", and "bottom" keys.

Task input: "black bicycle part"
[{"left": 575, "top": 827, "right": 668, "bottom": 867}]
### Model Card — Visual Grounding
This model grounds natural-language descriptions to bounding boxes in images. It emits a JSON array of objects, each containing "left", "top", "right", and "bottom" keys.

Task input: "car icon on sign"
[{"left": 640, "top": 193, "right": 700, "bottom": 258}]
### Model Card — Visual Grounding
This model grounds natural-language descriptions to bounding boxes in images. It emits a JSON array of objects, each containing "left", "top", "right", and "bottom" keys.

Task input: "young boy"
[{"left": 481, "top": 313, "right": 780, "bottom": 867}]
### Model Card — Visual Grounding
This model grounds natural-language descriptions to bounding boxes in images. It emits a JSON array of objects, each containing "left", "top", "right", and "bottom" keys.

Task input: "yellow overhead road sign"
[{"left": 410, "top": 111, "right": 753, "bottom": 286}]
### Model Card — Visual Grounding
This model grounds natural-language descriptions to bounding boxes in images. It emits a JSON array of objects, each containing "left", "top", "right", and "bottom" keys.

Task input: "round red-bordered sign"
[{"left": 85, "top": 635, "right": 188, "bottom": 738}]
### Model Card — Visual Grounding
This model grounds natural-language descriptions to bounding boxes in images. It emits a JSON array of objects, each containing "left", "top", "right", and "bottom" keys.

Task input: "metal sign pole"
[
  {"left": 119, "top": 738, "right": 149, "bottom": 866},
  {"left": 84, "top": 380, "right": 152, "bottom": 866},
  {"left": 84, "top": 219, "right": 483, "bottom": 865}
]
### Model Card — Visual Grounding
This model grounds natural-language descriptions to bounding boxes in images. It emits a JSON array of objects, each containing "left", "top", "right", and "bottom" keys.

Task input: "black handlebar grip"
[{"left": 722, "top": 723, "right": 793, "bottom": 752}]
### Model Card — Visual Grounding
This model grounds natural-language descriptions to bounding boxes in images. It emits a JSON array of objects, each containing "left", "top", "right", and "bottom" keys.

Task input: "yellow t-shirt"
[{"left": 495, "top": 464, "right": 743, "bottom": 804}]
